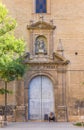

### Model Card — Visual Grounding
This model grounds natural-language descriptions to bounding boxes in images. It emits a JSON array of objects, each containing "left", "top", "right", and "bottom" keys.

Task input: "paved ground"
[{"left": 0, "top": 122, "right": 84, "bottom": 130}]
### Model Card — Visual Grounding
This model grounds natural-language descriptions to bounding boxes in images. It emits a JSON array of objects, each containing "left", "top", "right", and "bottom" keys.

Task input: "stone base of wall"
[
  {"left": 68, "top": 116, "right": 80, "bottom": 122},
  {"left": 15, "top": 106, "right": 26, "bottom": 122},
  {"left": 5, "top": 114, "right": 82, "bottom": 122}
]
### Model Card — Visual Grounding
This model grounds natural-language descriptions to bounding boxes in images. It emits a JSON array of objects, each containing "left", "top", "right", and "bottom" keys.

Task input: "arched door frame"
[
  {"left": 26, "top": 72, "right": 57, "bottom": 120},
  {"left": 27, "top": 72, "right": 57, "bottom": 89}
]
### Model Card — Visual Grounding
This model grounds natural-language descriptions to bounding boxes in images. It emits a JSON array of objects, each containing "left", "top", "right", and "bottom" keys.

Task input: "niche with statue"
[{"left": 35, "top": 35, "right": 47, "bottom": 55}]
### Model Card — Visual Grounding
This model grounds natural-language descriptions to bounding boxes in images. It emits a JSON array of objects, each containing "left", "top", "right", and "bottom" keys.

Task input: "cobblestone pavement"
[{"left": 0, "top": 122, "right": 84, "bottom": 130}]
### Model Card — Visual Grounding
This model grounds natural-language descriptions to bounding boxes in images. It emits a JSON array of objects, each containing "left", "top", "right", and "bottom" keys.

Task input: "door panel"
[{"left": 28, "top": 76, "right": 54, "bottom": 120}]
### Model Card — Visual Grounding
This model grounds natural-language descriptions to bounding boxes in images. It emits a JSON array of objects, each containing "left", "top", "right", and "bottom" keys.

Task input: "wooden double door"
[{"left": 28, "top": 75, "right": 54, "bottom": 120}]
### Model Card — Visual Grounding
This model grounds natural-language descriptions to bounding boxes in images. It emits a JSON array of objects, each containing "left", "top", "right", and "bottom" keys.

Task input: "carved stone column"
[
  {"left": 15, "top": 80, "right": 25, "bottom": 122},
  {"left": 57, "top": 66, "right": 68, "bottom": 121}
]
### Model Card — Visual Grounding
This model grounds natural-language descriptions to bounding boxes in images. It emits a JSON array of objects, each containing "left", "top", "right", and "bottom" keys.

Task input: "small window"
[{"left": 36, "top": 0, "right": 47, "bottom": 13}]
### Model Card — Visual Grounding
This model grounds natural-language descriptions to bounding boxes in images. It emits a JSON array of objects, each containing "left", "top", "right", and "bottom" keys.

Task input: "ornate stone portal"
[{"left": 15, "top": 19, "right": 69, "bottom": 122}]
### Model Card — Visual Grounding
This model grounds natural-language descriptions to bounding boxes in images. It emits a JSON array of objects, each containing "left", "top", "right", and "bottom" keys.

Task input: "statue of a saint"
[{"left": 35, "top": 39, "right": 47, "bottom": 54}]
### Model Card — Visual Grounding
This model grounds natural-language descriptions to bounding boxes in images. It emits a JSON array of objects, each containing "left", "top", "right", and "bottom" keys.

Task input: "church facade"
[{"left": 0, "top": 0, "right": 84, "bottom": 122}]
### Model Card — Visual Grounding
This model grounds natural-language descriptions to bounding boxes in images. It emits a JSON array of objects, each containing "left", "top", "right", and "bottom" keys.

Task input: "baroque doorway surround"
[{"left": 23, "top": 19, "right": 69, "bottom": 122}]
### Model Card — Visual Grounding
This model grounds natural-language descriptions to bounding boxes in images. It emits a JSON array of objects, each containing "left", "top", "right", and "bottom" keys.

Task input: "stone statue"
[
  {"left": 35, "top": 39, "right": 47, "bottom": 54},
  {"left": 35, "top": 40, "right": 40, "bottom": 54},
  {"left": 39, "top": 40, "right": 44, "bottom": 50}
]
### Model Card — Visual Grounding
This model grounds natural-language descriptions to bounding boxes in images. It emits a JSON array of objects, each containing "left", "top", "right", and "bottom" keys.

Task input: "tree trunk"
[{"left": 4, "top": 81, "right": 7, "bottom": 123}]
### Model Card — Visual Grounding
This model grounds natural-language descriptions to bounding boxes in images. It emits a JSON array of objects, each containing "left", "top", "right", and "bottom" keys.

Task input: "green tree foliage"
[
  {"left": 0, "top": 88, "right": 12, "bottom": 94},
  {"left": 0, "top": 3, "right": 26, "bottom": 92},
  {"left": 0, "top": 3, "right": 27, "bottom": 122}
]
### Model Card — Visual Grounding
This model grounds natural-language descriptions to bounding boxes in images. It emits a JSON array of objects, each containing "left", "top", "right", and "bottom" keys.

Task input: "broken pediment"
[
  {"left": 53, "top": 52, "right": 70, "bottom": 65},
  {"left": 27, "top": 21, "right": 56, "bottom": 30},
  {"left": 23, "top": 52, "right": 70, "bottom": 65}
]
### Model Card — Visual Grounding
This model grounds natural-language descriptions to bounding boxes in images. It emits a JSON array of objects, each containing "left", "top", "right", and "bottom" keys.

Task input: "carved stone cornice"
[
  {"left": 27, "top": 21, "right": 56, "bottom": 30},
  {"left": 23, "top": 52, "right": 70, "bottom": 65}
]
